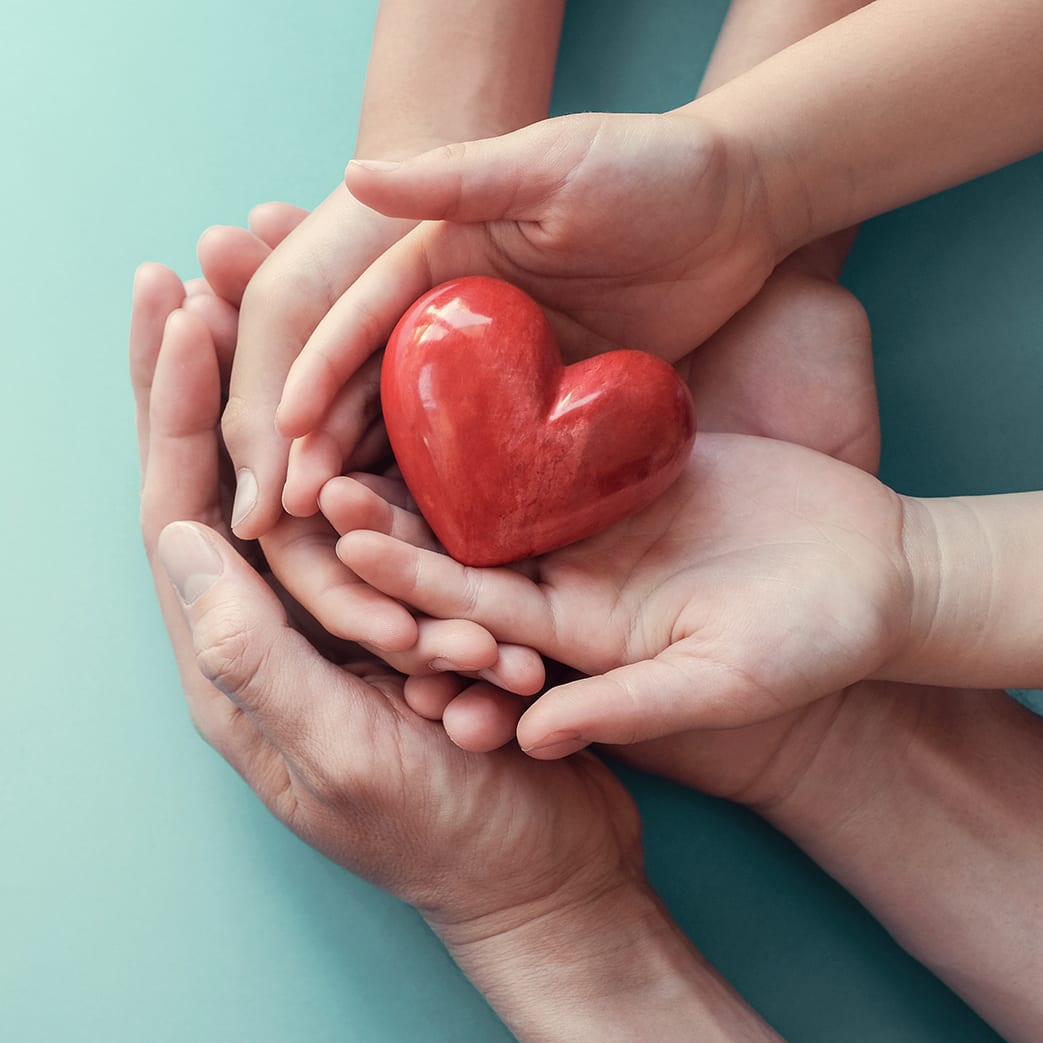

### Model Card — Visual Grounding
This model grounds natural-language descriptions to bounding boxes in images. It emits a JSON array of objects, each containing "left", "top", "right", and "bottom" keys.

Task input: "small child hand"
[
  {"left": 318, "top": 473, "right": 545, "bottom": 711},
  {"left": 335, "top": 434, "right": 915, "bottom": 758},
  {"left": 276, "top": 110, "right": 782, "bottom": 479}
]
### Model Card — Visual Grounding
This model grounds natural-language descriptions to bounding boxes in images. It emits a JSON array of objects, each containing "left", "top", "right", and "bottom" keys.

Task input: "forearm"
[
  {"left": 760, "top": 685, "right": 1043, "bottom": 1042},
  {"left": 356, "top": 0, "right": 564, "bottom": 159},
  {"left": 892, "top": 491, "right": 1043, "bottom": 689},
  {"left": 686, "top": 0, "right": 1043, "bottom": 255},
  {"left": 429, "top": 879, "right": 781, "bottom": 1042},
  {"left": 700, "top": 0, "right": 874, "bottom": 95}
]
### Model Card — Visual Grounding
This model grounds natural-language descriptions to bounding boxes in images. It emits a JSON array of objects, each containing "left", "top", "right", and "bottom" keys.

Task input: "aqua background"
[{"left": 3, "top": 0, "right": 1040, "bottom": 1039}]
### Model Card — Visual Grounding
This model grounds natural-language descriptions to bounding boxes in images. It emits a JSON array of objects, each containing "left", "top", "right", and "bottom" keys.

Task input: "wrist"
[
  {"left": 886, "top": 492, "right": 1043, "bottom": 689},
  {"left": 428, "top": 874, "right": 780, "bottom": 1042},
  {"left": 673, "top": 96, "right": 815, "bottom": 266}
]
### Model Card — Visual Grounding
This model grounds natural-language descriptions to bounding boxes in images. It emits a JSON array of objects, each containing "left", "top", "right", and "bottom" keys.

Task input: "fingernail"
[
  {"left": 521, "top": 730, "right": 586, "bottom": 758},
  {"left": 159, "top": 523, "right": 223, "bottom": 605},
  {"left": 349, "top": 158, "right": 401, "bottom": 173},
  {"left": 231, "top": 468, "right": 257, "bottom": 530}
]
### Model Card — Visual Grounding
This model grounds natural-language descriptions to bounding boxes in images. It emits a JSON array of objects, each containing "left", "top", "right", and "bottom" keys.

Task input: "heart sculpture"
[{"left": 381, "top": 276, "right": 697, "bottom": 566}]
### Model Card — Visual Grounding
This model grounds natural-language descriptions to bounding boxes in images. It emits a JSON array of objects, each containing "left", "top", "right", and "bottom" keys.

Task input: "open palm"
[{"left": 340, "top": 433, "right": 913, "bottom": 754}]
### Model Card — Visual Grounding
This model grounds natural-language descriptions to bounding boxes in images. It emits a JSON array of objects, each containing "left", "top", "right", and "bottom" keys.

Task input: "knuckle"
[
  {"left": 193, "top": 607, "right": 264, "bottom": 701},
  {"left": 220, "top": 393, "right": 252, "bottom": 452},
  {"left": 459, "top": 568, "right": 483, "bottom": 617},
  {"left": 435, "top": 140, "right": 467, "bottom": 166}
]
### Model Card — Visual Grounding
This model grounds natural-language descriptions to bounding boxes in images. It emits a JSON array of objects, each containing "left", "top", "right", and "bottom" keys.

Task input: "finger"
[
  {"left": 443, "top": 682, "right": 526, "bottom": 753},
  {"left": 261, "top": 514, "right": 419, "bottom": 652},
  {"left": 197, "top": 225, "right": 272, "bottom": 307},
  {"left": 403, "top": 673, "right": 466, "bottom": 720},
  {"left": 182, "top": 291, "right": 239, "bottom": 383},
  {"left": 194, "top": 221, "right": 297, "bottom": 540},
  {"left": 248, "top": 201, "right": 310, "bottom": 248},
  {"left": 183, "top": 278, "right": 213, "bottom": 297},
  {"left": 381, "top": 616, "right": 499, "bottom": 677},
  {"left": 275, "top": 226, "right": 439, "bottom": 438},
  {"left": 379, "top": 624, "right": 543, "bottom": 696},
  {"left": 156, "top": 521, "right": 374, "bottom": 773},
  {"left": 139, "top": 309, "right": 277, "bottom": 784},
  {"left": 345, "top": 117, "right": 586, "bottom": 223},
  {"left": 479, "top": 643, "right": 545, "bottom": 697},
  {"left": 320, "top": 475, "right": 435, "bottom": 548},
  {"left": 229, "top": 187, "right": 421, "bottom": 539},
  {"left": 129, "top": 263, "right": 185, "bottom": 475},
  {"left": 337, "top": 530, "right": 557, "bottom": 650},
  {"left": 141, "top": 310, "right": 223, "bottom": 549},
  {"left": 517, "top": 649, "right": 783, "bottom": 759},
  {"left": 282, "top": 350, "right": 385, "bottom": 517}
]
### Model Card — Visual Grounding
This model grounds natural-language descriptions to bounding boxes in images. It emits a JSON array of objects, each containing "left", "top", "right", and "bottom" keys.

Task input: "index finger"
[{"left": 275, "top": 219, "right": 496, "bottom": 439}]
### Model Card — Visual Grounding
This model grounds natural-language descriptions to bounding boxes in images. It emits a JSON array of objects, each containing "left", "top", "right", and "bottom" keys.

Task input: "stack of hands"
[{"left": 133, "top": 0, "right": 1043, "bottom": 1039}]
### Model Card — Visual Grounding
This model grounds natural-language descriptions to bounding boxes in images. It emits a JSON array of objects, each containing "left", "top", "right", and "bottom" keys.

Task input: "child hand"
[
  {"left": 334, "top": 434, "right": 916, "bottom": 758},
  {"left": 276, "top": 111, "right": 787, "bottom": 503},
  {"left": 319, "top": 472, "right": 545, "bottom": 749}
]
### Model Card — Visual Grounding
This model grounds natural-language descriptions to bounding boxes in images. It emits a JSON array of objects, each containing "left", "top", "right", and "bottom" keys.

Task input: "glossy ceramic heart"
[{"left": 381, "top": 276, "right": 696, "bottom": 566}]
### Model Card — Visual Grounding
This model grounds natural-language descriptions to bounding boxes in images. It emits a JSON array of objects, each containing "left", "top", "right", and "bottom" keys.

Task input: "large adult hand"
[
  {"left": 133, "top": 255, "right": 638, "bottom": 935},
  {"left": 130, "top": 261, "right": 781, "bottom": 1043},
  {"left": 275, "top": 111, "right": 786, "bottom": 504}
]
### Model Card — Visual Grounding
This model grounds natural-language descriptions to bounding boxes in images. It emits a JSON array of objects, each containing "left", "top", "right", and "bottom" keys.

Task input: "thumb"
[
  {"left": 517, "top": 650, "right": 788, "bottom": 758},
  {"left": 157, "top": 520, "right": 357, "bottom": 760},
  {"left": 345, "top": 115, "right": 592, "bottom": 223}
]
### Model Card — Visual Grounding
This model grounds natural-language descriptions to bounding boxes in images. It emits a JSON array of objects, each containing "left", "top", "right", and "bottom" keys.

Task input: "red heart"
[{"left": 381, "top": 277, "right": 696, "bottom": 566}]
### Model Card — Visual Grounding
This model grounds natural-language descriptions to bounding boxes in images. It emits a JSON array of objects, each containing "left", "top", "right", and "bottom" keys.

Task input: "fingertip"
[
  {"left": 283, "top": 433, "right": 342, "bottom": 518},
  {"left": 485, "top": 643, "right": 545, "bottom": 697},
  {"left": 133, "top": 261, "right": 183, "bottom": 304},
  {"left": 403, "top": 673, "right": 463, "bottom": 720},
  {"left": 517, "top": 694, "right": 590, "bottom": 759},
  {"left": 365, "top": 607, "right": 420, "bottom": 654},
  {"left": 334, "top": 529, "right": 400, "bottom": 580},
  {"left": 443, "top": 684, "right": 523, "bottom": 753},
  {"left": 274, "top": 388, "right": 311, "bottom": 440},
  {"left": 162, "top": 306, "right": 209, "bottom": 344},
  {"left": 229, "top": 469, "right": 288, "bottom": 541},
  {"left": 518, "top": 729, "right": 589, "bottom": 760}
]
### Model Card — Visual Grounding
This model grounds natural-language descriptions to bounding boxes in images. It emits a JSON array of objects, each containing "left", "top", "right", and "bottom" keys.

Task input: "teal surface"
[{"left": 4, "top": 0, "right": 1038, "bottom": 1039}]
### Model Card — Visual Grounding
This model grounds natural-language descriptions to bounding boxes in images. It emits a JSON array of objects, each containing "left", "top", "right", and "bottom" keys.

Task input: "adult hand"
[
  {"left": 130, "top": 260, "right": 780, "bottom": 1043},
  {"left": 217, "top": 183, "right": 416, "bottom": 542}
]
